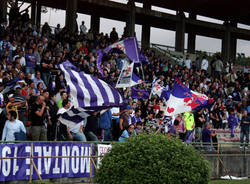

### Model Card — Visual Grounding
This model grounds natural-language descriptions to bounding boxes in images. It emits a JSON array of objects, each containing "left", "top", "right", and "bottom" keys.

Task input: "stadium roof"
[{"left": 136, "top": 0, "right": 250, "bottom": 25}]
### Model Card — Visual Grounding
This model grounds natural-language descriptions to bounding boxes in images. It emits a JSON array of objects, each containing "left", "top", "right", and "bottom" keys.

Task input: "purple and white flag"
[
  {"left": 130, "top": 73, "right": 143, "bottom": 86},
  {"left": 116, "top": 60, "right": 134, "bottom": 88},
  {"left": 104, "top": 37, "right": 140, "bottom": 63},
  {"left": 59, "top": 61, "right": 124, "bottom": 109},
  {"left": 59, "top": 61, "right": 124, "bottom": 126}
]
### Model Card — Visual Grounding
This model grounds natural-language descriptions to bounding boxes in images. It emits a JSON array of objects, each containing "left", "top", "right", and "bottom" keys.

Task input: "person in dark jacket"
[
  {"left": 240, "top": 110, "right": 250, "bottom": 149},
  {"left": 47, "top": 93, "right": 59, "bottom": 141}
]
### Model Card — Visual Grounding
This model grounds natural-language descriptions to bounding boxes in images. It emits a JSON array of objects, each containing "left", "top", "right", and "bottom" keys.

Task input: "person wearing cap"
[
  {"left": 6, "top": 94, "right": 19, "bottom": 120},
  {"left": 119, "top": 105, "right": 133, "bottom": 133}
]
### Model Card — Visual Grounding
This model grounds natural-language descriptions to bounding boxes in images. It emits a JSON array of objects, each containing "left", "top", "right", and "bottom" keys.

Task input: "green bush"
[{"left": 95, "top": 134, "right": 210, "bottom": 184}]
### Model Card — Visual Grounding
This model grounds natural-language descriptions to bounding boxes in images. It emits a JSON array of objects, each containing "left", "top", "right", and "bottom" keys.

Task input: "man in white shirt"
[
  {"left": 13, "top": 50, "right": 26, "bottom": 67},
  {"left": 2, "top": 111, "right": 26, "bottom": 141},
  {"left": 184, "top": 55, "right": 192, "bottom": 69},
  {"left": 201, "top": 56, "right": 209, "bottom": 74}
]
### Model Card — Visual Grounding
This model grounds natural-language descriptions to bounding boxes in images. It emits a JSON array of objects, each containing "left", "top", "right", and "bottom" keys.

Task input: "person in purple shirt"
[
  {"left": 228, "top": 108, "right": 239, "bottom": 138},
  {"left": 202, "top": 123, "right": 216, "bottom": 151},
  {"left": 25, "top": 48, "right": 37, "bottom": 77},
  {"left": 132, "top": 109, "right": 142, "bottom": 125}
]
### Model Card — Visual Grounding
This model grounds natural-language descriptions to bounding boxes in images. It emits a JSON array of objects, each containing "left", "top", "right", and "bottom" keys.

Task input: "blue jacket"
[{"left": 99, "top": 110, "right": 112, "bottom": 130}]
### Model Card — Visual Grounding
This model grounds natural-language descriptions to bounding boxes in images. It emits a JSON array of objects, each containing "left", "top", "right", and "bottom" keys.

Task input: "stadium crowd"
[{"left": 0, "top": 10, "right": 249, "bottom": 150}]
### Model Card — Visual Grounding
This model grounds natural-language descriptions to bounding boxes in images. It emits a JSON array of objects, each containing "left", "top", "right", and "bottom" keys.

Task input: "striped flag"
[
  {"left": 58, "top": 61, "right": 124, "bottom": 126},
  {"left": 58, "top": 107, "right": 94, "bottom": 128}
]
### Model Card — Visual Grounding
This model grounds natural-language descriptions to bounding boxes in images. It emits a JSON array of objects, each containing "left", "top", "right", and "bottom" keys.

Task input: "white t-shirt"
[
  {"left": 184, "top": 59, "right": 192, "bottom": 69},
  {"left": 201, "top": 59, "right": 208, "bottom": 70},
  {"left": 2, "top": 120, "right": 26, "bottom": 141}
]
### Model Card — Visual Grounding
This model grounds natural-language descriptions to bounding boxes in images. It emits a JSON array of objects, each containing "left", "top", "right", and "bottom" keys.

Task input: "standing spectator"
[
  {"left": 40, "top": 50, "right": 52, "bottom": 87},
  {"left": 184, "top": 112, "right": 195, "bottom": 142},
  {"left": 184, "top": 55, "right": 192, "bottom": 69},
  {"left": 2, "top": 111, "right": 26, "bottom": 141},
  {"left": 99, "top": 109, "right": 113, "bottom": 141},
  {"left": 47, "top": 93, "right": 59, "bottom": 141},
  {"left": 25, "top": 48, "right": 37, "bottom": 78},
  {"left": 240, "top": 110, "right": 250, "bottom": 149},
  {"left": 201, "top": 56, "right": 208, "bottom": 74},
  {"left": 85, "top": 112, "right": 99, "bottom": 141},
  {"left": 195, "top": 57, "right": 200, "bottom": 71},
  {"left": 228, "top": 108, "right": 239, "bottom": 138},
  {"left": 212, "top": 55, "right": 224, "bottom": 78},
  {"left": 194, "top": 109, "right": 206, "bottom": 143},
  {"left": 30, "top": 95, "right": 47, "bottom": 141},
  {"left": 80, "top": 21, "right": 87, "bottom": 34},
  {"left": 202, "top": 123, "right": 216, "bottom": 151},
  {"left": 110, "top": 27, "right": 118, "bottom": 43}
]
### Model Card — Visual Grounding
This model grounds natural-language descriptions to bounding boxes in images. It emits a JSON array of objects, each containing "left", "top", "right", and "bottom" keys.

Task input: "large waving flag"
[
  {"left": 58, "top": 61, "right": 124, "bottom": 127},
  {"left": 59, "top": 61, "right": 124, "bottom": 109},
  {"left": 165, "top": 78, "right": 214, "bottom": 116}
]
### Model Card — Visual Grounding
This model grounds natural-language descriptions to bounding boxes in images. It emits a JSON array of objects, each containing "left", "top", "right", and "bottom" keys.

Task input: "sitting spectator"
[
  {"left": 135, "top": 121, "right": 143, "bottom": 134},
  {"left": 119, "top": 124, "right": 136, "bottom": 142},
  {"left": 2, "top": 110, "right": 26, "bottom": 141}
]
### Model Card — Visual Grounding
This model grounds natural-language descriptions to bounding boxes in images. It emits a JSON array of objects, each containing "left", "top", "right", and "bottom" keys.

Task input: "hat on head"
[
  {"left": 14, "top": 84, "right": 21, "bottom": 90},
  {"left": 8, "top": 94, "right": 14, "bottom": 98},
  {"left": 228, "top": 95, "right": 233, "bottom": 99}
]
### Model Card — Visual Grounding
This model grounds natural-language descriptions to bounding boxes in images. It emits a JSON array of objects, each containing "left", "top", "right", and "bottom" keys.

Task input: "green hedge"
[{"left": 95, "top": 134, "right": 210, "bottom": 184}]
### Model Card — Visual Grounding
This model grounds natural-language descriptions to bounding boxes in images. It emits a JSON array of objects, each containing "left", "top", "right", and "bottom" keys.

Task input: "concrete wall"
[{"left": 204, "top": 150, "right": 250, "bottom": 179}]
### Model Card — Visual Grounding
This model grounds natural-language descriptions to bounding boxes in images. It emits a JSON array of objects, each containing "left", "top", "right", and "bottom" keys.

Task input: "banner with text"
[
  {"left": 97, "top": 144, "right": 112, "bottom": 168},
  {"left": 0, "top": 142, "right": 93, "bottom": 181}
]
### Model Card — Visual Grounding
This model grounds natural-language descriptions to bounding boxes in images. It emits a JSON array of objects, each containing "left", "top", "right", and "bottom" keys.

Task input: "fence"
[{"left": 0, "top": 141, "right": 249, "bottom": 183}]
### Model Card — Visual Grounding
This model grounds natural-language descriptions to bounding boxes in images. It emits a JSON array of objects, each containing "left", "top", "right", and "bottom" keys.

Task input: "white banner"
[
  {"left": 97, "top": 144, "right": 112, "bottom": 168},
  {"left": 116, "top": 60, "right": 134, "bottom": 88}
]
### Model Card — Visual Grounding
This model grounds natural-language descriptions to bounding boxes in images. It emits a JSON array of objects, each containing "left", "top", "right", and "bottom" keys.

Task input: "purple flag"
[
  {"left": 104, "top": 37, "right": 140, "bottom": 63},
  {"left": 131, "top": 88, "right": 149, "bottom": 99}
]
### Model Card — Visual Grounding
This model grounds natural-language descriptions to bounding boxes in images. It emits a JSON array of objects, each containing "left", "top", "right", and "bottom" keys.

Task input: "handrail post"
[{"left": 29, "top": 143, "right": 33, "bottom": 183}]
